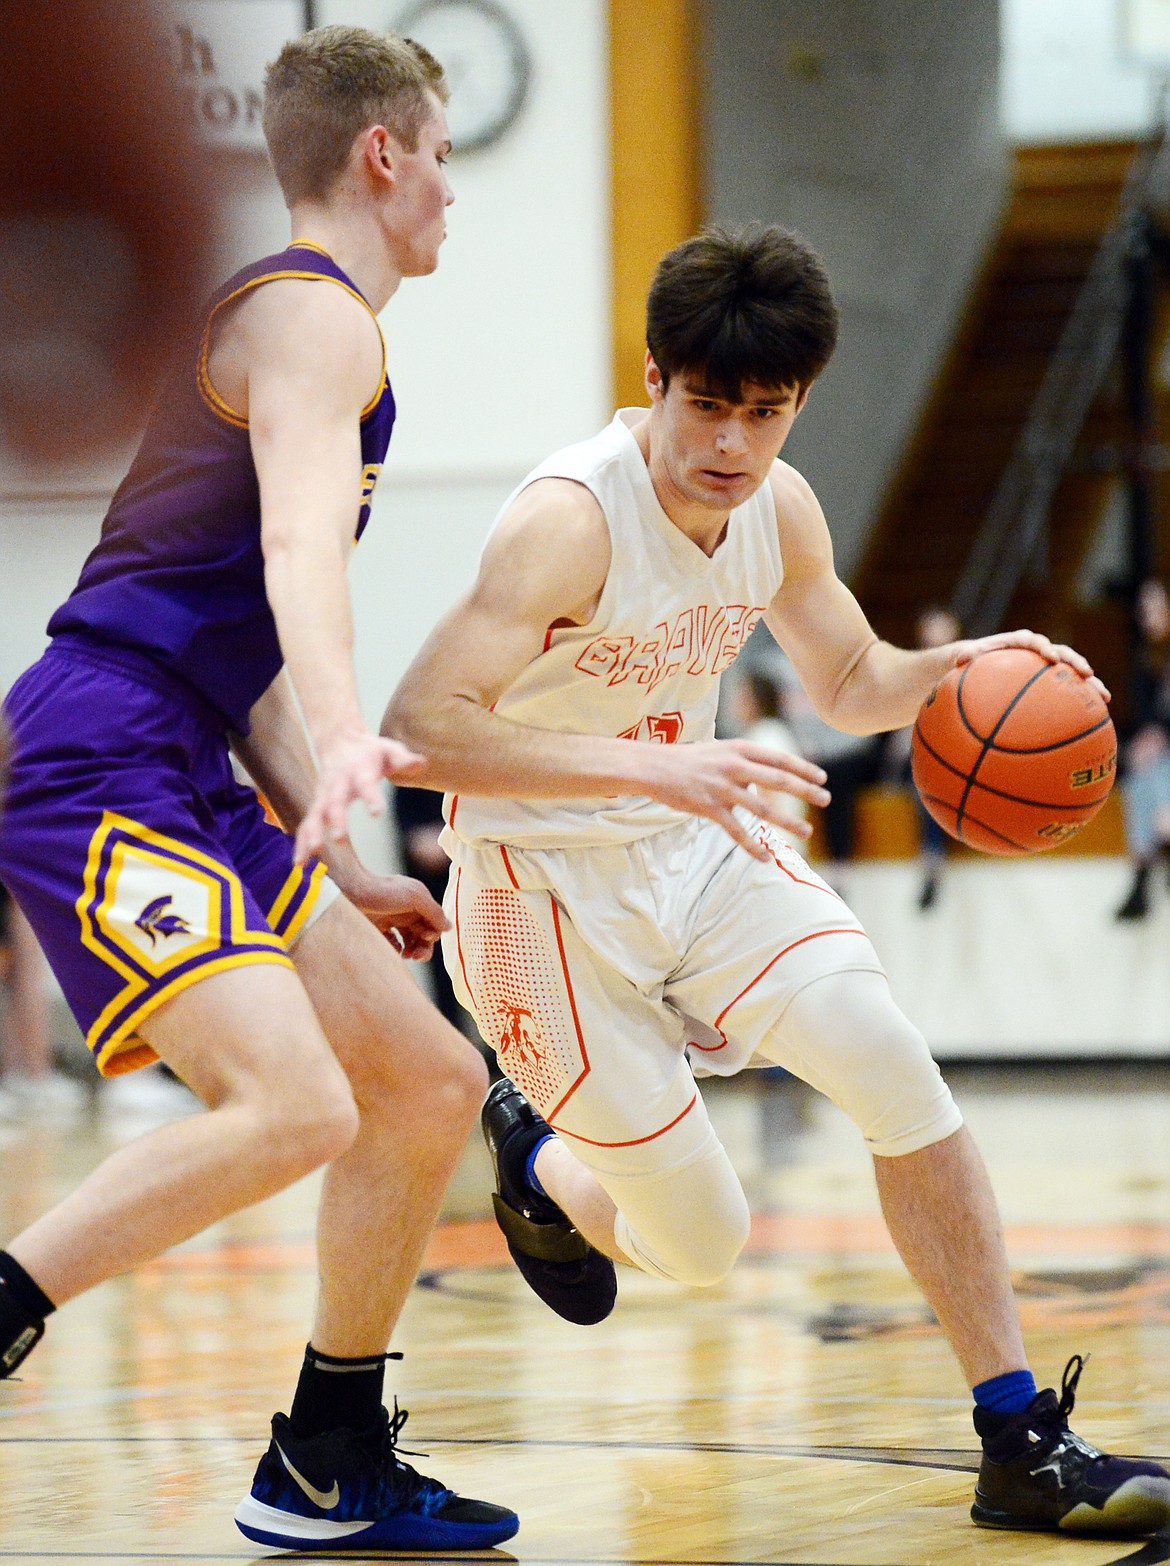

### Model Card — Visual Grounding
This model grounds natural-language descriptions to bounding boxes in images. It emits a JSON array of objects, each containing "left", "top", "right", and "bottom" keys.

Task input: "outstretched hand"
[
  {"left": 642, "top": 739, "right": 830, "bottom": 861},
  {"left": 295, "top": 731, "right": 426, "bottom": 863},
  {"left": 952, "top": 629, "right": 1110, "bottom": 703}
]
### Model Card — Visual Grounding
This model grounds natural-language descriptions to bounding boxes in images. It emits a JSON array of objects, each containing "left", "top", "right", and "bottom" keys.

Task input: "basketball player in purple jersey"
[
  {"left": 0, "top": 26, "right": 516, "bottom": 1554},
  {"left": 385, "top": 226, "right": 1170, "bottom": 1540}
]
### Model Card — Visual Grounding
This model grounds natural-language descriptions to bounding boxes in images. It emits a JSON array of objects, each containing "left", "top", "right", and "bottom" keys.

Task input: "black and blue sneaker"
[
  {"left": 482, "top": 1077, "right": 617, "bottom": 1325},
  {"left": 234, "top": 1403, "right": 518, "bottom": 1552},
  {"left": 972, "top": 1356, "right": 1170, "bottom": 1536}
]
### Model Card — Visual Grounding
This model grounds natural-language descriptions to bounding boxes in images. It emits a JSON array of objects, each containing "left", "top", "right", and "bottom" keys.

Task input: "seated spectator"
[
  {"left": 1116, "top": 579, "right": 1170, "bottom": 921},
  {"left": 769, "top": 651, "right": 885, "bottom": 873},
  {"left": 724, "top": 665, "right": 808, "bottom": 845}
]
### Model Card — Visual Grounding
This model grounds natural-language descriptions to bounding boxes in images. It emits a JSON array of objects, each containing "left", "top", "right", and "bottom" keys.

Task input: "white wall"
[
  {"left": 0, "top": 0, "right": 610, "bottom": 874},
  {"left": 1002, "top": 0, "right": 1166, "bottom": 141},
  {"left": 843, "top": 859, "right": 1170, "bottom": 1056}
]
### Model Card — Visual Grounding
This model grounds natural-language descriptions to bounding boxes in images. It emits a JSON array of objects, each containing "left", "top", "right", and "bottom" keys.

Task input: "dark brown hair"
[
  {"left": 646, "top": 224, "right": 839, "bottom": 400},
  {"left": 263, "top": 25, "right": 448, "bottom": 206}
]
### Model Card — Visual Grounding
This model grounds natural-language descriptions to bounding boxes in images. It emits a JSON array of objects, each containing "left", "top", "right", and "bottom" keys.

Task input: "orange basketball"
[{"left": 910, "top": 648, "right": 1116, "bottom": 856}]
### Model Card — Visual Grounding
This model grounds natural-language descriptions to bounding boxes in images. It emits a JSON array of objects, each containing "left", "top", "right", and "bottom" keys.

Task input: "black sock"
[{"left": 288, "top": 1344, "right": 395, "bottom": 1438}]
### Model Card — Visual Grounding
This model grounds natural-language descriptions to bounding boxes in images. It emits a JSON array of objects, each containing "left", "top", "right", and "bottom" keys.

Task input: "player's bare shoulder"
[
  {"left": 483, "top": 477, "right": 612, "bottom": 626},
  {"left": 767, "top": 458, "right": 834, "bottom": 579},
  {"left": 211, "top": 277, "right": 383, "bottom": 419}
]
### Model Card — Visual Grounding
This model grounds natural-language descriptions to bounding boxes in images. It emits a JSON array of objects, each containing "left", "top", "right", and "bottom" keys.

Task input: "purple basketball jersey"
[{"left": 47, "top": 242, "right": 396, "bottom": 733}]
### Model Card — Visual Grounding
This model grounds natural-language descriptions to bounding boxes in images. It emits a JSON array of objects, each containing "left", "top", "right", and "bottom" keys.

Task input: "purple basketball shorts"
[{"left": 0, "top": 638, "right": 326, "bottom": 1076}]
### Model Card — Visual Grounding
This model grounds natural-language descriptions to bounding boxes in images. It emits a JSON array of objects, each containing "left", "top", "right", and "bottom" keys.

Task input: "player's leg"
[
  {"left": 669, "top": 816, "right": 1170, "bottom": 1538},
  {"left": 290, "top": 893, "right": 488, "bottom": 1353},
  {"left": 769, "top": 968, "right": 1020, "bottom": 1384},
  {"left": 768, "top": 969, "right": 1170, "bottom": 1538},
  {"left": 5, "top": 961, "right": 357, "bottom": 1309},
  {"left": 447, "top": 848, "right": 751, "bottom": 1312},
  {"left": 214, "top": 789, "right": 517, "bottom": 1550}
]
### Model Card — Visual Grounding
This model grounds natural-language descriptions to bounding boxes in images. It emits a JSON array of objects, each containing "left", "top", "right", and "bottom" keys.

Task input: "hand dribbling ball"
[{"left": 910, "top": 648, "right": 1116, "bottom": 856}]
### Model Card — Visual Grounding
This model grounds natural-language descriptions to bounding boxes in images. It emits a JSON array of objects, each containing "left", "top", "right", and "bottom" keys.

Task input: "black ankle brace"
[{"left": 0, "top": 1253, "right": 53, "bottom": 1378}]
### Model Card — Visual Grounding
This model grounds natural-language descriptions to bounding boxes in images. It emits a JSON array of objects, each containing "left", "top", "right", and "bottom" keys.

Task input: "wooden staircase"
[{"left": 854, "top": 140, "right": 1170, "bottom": 731}]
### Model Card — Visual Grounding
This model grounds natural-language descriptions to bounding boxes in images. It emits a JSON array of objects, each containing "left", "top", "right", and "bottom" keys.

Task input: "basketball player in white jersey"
[{"left": 379, "top": 226, "right": 1170, "bottom": 1540}]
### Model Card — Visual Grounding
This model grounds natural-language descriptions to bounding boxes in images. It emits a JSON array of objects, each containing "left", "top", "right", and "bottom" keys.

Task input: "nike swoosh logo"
[{"left": 274, "top": 1439, "right": 341, "bottom": 1510}]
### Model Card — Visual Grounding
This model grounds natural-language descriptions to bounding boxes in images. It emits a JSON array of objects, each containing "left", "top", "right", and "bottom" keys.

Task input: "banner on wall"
[{"left": 176, "top": 0, "right": 306, "bottom": 150}]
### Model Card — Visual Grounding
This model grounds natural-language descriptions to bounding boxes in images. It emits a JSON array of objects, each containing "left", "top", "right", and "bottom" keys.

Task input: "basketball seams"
[
  {"left": 913, "top": 651, "right": 1116, "bottom": 855},
  {"left": 953, "top": 661, "right": 992, "bottom": 745},
  {"left": 954, "top": 662, "right": 1050, "bottom": 835},
  {"left": 916, "top": 790, "right": 1032, "bottom": 853},
  {"left": 912, "top": 725, "right": 1111, "bottom": 811},
  {"left": 982, "top": 712, "right": 1113, "bottom": 756}
]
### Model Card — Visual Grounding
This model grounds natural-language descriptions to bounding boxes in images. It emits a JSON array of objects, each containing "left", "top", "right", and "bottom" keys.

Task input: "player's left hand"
[
  {"left": 344, "top": 871, "right": 450, "bottom": 959},
  {"left": 951, "top": 629, "right": 1110, "bottom": 703}
]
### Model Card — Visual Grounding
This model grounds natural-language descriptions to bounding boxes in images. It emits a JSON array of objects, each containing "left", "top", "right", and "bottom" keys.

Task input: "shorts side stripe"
[
  {"left": 76, "top": 810, "right": 292, "bottom": 1074},
  {"left": 545, "top": 896, "right": 592, "bottom": 1123},
  {"left": 452, "top": 867, "right": 478, "bottom": 1010},
  {"left": 268, "top": 861, "right": 326, "bottom": 945},
  {"left": 555, "top": 1093, "right": 699, "bottom": 1148},
  {"left": 712, "top": 926, "right": 868, "bottom": 1037},
  {"left": 93, "top": 948, "right": 295, "bottom": 1075}
]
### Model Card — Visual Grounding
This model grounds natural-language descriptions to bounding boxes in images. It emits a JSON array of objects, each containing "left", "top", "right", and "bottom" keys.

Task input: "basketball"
[{"left": 910, "top": 648, "right": 1116, "bottom": 856}]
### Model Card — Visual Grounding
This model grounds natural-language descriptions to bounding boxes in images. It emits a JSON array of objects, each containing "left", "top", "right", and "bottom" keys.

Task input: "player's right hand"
[
  {"left": 296, "top": 731, "right": 426, "bottom": 863},
  {"left": 640, "top": 739, "right": 830, "bottom": 861}
]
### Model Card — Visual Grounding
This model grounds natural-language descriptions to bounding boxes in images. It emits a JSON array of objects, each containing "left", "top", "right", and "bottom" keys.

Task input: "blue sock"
[
  {"left": 524, "top": 1133, "right": 553, "bottom": 1198},
  {"left": 973, "top": 1369, "right": 1037, "bottom": 1415}
]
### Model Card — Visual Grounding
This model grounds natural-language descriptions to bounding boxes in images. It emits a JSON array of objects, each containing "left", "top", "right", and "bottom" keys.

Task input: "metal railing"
[{"left": 951, "top": 127, "right": 1170, "bottom": 636}]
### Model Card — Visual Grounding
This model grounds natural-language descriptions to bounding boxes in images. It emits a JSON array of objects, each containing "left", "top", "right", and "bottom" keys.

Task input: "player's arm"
[
  {"left": 242, "top": 279, "right": 425, "bottom": 862},
  {"left": 763, "top": 466, "right": 1107, "bottom": 736},
  {"left": 230, "top": 670, "right": 446, "bottom": 959},
  {"left": 384, "top": 480, "right": 830, "bottom": 859}
]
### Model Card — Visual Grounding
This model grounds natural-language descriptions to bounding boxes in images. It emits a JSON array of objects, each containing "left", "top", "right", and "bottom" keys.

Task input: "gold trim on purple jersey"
[{"left": 197, "top": 259, "right": 389, "bottom": 428}]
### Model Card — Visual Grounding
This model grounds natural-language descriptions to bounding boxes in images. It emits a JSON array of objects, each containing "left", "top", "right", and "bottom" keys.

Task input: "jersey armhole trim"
[{"left": 197, "top": 270, "right": 389, "bottom": 428}]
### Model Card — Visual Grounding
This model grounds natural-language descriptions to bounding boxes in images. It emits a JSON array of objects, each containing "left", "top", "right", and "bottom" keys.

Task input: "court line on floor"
[{"left": 0, "top": 1554, "right": 1163, "bottom": 1566}]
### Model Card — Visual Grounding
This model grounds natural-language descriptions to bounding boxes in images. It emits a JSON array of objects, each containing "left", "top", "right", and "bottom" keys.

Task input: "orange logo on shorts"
[{"left": 497, "top": 1002, "right": 544, "bottom": 1068}]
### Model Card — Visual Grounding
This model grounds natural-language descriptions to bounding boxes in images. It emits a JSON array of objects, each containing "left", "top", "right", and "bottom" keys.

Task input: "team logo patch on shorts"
[
  {"left": 459, "top": 886, "right": 589, "bottom": 1119},
  {"left": 134, "top": 895, "right": 193, "bottom": 946},
  {"left": 496, "top": 1001, "right": 545, "bottom": 1070},
  {"left": 76, "top": 811, "right": 288, "bottom": 1062}
]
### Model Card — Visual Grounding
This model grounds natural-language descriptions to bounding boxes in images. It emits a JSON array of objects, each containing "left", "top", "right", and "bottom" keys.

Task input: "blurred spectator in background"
[
  {"left": 770, "top": 651, "right": 884, "bottom": 876},
  {"left": 725, "top": 665, "right": 808, "bottom": 846},
  {"left": 0, "top": 0, "right": 218, "bottom": 819},
  {"left": 883, "top": 605, "right": 961, "bottom": 910},
  {"left": 1115, "top": 578, "right": 1170, "bottom": 921},
  {"left": 0, "top": 881, "right": 84, "bottom": 1121},
  {"left": 0, "top": 0, "right": 217, "bottom": 468},
  {"left": 392, "top": 786, "right": 475, "bottom": 1035}
]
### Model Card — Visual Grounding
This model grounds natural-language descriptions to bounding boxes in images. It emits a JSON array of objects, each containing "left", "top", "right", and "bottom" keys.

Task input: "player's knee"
[
  {"left": 780, "top": 971, "right": 963, "bottom": 1159},
  {"left": 261, "top": 1069, "right": 359, "bottom": 1178},
  {"left": 618, "top": 1187, "right": 751, "bottom": 1288},
  {"left": 672, "top": 1210, "right": 751, "bottom": 1288},
  {"left": 845, "top": 1017, "right": 961, "bottom": 1157},
  {"left": 384, "top": 1024, "right": 488, "bottom": 1137},
  {"left": 426, "top": 1041, "right": 489, "bottom": 1137}
]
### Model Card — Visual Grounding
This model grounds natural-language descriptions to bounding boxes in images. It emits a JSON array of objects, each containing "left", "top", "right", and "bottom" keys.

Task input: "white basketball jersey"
[{"left": 444, "top": 409, "right": 784, "bottom": 850}]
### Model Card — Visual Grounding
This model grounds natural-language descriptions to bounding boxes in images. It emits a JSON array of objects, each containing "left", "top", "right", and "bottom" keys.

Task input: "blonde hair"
[{"left": 263, "top": 24, "right": 448, "bottom": 205}]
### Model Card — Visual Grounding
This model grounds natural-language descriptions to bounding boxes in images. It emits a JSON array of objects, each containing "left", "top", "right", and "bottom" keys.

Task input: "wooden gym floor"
[{"left": 2, "top": 1061, "right": 1170, "bottom": 1565}]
